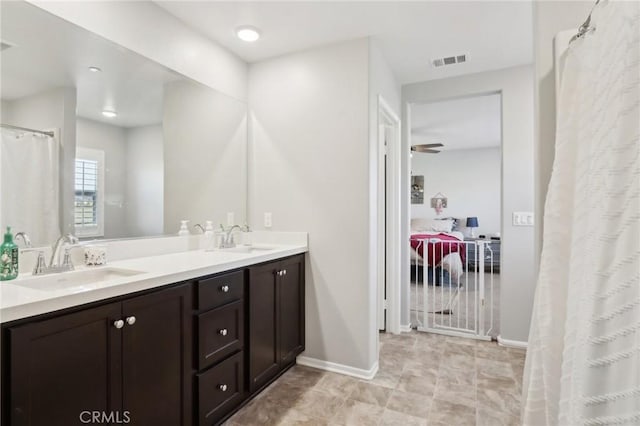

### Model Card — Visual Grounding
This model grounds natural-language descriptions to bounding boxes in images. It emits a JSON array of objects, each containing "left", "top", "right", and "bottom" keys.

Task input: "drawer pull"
[
  {"left": 283, "top": 269, "right": 287, "bottom": 276},
  {"left": 218, "top": 384, "right": 228, "bottom": 392},
  {"left": 113, "top": 320, "right": 124, "bottom": 329},
  {"left": 126, "top": 316, "right": 136, "bottom": 326},
  {"left": 218, "top": 328, "right": 228, "bottom": 336},
  {"left": 220, "top": 285, "right": 230, "bottom": 293}
]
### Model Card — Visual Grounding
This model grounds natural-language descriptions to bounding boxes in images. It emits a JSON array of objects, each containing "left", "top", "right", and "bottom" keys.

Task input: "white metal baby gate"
[{"left": 411, "top": 238, "right": 497, "bottom": 340}]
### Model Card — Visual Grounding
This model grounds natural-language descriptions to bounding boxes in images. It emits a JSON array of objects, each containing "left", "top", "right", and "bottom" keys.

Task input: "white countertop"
[{"left": 0, "top": 241, "right": 307, "bottom": 324}]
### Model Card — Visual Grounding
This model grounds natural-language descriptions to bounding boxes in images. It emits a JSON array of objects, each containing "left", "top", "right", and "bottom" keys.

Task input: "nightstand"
[{"left": 464, "top": 237, "right": 501, "bottom": 272}]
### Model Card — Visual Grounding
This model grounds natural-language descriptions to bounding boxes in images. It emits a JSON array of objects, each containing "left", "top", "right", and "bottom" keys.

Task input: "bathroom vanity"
[{"left": 0, "top": 237, "right": 307, "bottom": 426}]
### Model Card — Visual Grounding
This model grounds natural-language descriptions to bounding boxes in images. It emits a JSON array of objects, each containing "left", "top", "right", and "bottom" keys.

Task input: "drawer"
[
  {"left": 197, "top": 270, "right": 244, "bottom": 310},
  {"left": 197, "top": 300, "right": 244, "bottom": 370},
  {"left": 197, "top": 351, "right": 244, "bottom": 425}
]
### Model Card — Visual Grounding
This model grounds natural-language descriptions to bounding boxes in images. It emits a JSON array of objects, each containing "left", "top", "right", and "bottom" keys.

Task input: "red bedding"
[{"left": 410, "top": 233, "right": 466, "bottom": 266}]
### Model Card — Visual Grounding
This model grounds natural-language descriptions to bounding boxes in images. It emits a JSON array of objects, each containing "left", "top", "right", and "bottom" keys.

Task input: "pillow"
[
  {"left": 411, "top": 218, "right": 454, "bottom": 233},
  {"left": 436, "top": 217, "right": 460, "bottom": 231}
]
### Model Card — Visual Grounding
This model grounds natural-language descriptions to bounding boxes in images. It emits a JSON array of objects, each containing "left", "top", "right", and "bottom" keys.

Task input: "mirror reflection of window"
[{"left": 74, "top": 148, "right": 104, "bottom": 238}]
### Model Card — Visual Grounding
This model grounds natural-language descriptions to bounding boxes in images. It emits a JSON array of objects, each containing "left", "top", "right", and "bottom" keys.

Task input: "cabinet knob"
[
  {"left": 218, "top": 384, "right": 228, "bottom": 392},
  {"left": 126, "top": 316, "right": 136, "bottom": 326},
  {"left": 218, "top": 328, "right": 228, "bottom": 336},
  {"left": 113, "top": 320, "right": 124, "bottom": 329},
  {"left": 283, "top": 269, "right": 287, "bottom": 276},
  {"left": 220, "top": 285, "right": 230, "bottom": 293}
]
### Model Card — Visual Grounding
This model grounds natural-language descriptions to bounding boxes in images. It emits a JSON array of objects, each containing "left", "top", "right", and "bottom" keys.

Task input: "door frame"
[{"left": 377, "top": 95, "right": 401, "bottom": 334}]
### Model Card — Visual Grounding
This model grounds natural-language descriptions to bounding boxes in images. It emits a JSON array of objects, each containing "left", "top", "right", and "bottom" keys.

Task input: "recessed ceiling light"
[
  {"left": 102, "top": 110, "right": 117, "bottom": 118},
  {"left": 88, "top": 66, "right": 102, "bottom": 73},
  {"left": 236, "top": 26, "right": 260, "bottom": 42}
]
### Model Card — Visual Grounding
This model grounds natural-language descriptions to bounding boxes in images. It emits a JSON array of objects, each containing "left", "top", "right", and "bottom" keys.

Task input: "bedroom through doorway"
[{"left": 407, "top": 93, "right": 502, "bottom": 340}]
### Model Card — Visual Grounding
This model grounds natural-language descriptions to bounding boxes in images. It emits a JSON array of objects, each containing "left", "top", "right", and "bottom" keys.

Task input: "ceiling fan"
[{"left": 411, "top": 143, "right": 443, "bottom": 154}]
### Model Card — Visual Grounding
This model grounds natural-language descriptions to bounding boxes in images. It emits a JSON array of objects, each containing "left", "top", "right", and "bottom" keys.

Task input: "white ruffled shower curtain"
[
  {"left": 0, "top": 129, "right": 60, "bottom": 247},
  {"left": 522, "top": 1, "right": 639, "bottom": 425}
]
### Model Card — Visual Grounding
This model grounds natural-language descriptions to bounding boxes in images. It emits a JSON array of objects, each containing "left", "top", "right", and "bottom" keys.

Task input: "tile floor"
[{"left": 226, "top": 331, "right": 525, "bottom": 425}]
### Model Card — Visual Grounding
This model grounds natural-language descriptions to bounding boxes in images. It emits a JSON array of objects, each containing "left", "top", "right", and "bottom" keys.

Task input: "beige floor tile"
[
  {"left": 477, "top": 407, "right": 521, "bottom": 426},
  {"left": 276, "top": 410, "right": 330, "bottom": 426},
  {"left": 397, "top": 371, "right": 438, "bottom": 395},
  {"left": 386, "top": 389, "right": 432, "bottom": 418},
  {"left": 433, "top": 381, "right": 477, "bottom": 409},
  {"left": 476, "top": 370, "right": 518, "bottom": 393},
  {"left": 228, "top": 397, "right": 293, "bottom": 425},
  {"left": 437, "top": 366, "right": 476, "bottom": 387},
  {"left": 369, "top": 367, "right": 402, "bottom": 389},
  {"left": 443, "top": 341, "right": 476, "bottom": 358},
  {"left": 439, "top": 353, "right": 476, "bottom": 372},
  {"left": 331, "top": 399, "right": 384, "bottom": 426},
  {"left": 278, "top": 365, "right": 326, "bottom": 388},
  {"left": 380, "top": 409, "right": 428, "bottom": 426},
  {"left": 313, "top": 372, "right": 361, "bottom": 397},
  {"left": 349, "top": 381, "right": 393, "bottom": 406},
  {"left": 477, "top": 387, "right": 521, "bottom": 417},
  {"left": 476, "top": 357, "right": 514, "bottom": 378},
  {"left": 428, "top": 399, "right": 476, "bottom": 426},
  {"left": 292, "top": 389, "right": 345, "bottom": 420},
  {"left": 402, "top": 359, "right": 440, "bottom": 379},
  {"left": 475, "top": 343, "right": 512, "bottom": 362}
]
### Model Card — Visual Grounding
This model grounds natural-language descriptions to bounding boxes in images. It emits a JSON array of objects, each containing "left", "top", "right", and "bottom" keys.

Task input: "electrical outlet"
[
  {"left": 512, "top": 212, "right": 534, "bottom": 226},
  {"left": 227, "top": 212, "right": 234, "bottom": 226},
  {"left": 264, "top": 212, "right": 272, "bottom": 228}
]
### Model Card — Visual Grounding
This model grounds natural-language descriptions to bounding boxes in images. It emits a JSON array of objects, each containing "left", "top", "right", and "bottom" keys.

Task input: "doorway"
[{"left": 407, "top": 93, "right": 502, "bottom": 340}]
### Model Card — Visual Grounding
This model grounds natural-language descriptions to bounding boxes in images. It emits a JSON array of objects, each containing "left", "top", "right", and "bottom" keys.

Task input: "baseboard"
[
  {"left": 400, "top": 324, "right": 412, "bottom": 333},
  {"left": 296, "top": 356, "right": 379, "bottom": 380},
  {"left": 497, "top": 335, "right": 528, "bottom": 349}
]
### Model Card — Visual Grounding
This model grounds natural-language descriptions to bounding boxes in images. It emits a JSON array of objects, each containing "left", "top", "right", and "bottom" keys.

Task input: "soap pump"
[
  {"left": 178, "top": 220, "right": 190, "bottom": 236},
  {"left": 0, "top": 226, "right": 19, "bottom": 281},
  {"left": 204, "top": 221, "right": 215, "bottom": 251}
]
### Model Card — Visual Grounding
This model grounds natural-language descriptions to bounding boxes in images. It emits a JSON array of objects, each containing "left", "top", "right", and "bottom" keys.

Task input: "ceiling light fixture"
[
  {"left": 88, "top": 66, "right": 102, "bottom": 73},
  {"left": 236, "top": 26, "right": 261, "bottom": 42},
  {"left": 102, "top": 110, "right": 117, "bottom": 118}
]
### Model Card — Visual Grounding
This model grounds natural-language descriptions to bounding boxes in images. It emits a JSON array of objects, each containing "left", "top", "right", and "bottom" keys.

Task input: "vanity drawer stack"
[{"left": 194, "top": 270, "right": 246, "bottom": 425}]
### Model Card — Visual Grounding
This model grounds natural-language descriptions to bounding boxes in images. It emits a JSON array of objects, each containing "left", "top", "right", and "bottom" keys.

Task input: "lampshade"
[{"left": 466, "top": 217, "right": 479, "bottom": 228}]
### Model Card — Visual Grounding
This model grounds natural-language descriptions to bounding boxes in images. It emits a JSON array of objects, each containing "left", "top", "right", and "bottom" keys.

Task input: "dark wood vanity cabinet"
[
  {"left": 2, "top": 253, "right": 306, "bottom": 426},
  {"left": 4, "top": 284, "right": 192, "bottom": 426},
  {"left": 248, "top": 254, "right": 305, "bottom": 393}
]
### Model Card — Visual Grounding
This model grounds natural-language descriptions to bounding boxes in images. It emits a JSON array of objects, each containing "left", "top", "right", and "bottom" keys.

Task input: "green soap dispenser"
[{"left": 0, "top": 226, "right": 18, "bottom": 281}]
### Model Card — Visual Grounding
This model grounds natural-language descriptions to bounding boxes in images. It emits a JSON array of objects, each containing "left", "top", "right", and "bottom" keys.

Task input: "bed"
[{"left": 410, "top": 218, "right": 466, "bottom": 281}]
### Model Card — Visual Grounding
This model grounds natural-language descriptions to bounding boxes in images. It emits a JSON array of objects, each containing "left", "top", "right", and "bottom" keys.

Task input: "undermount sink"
[
  {"left": 223, "top": 245, "right": 277, "bottom": 254},
  {"left": 11, "top": 267, "right": 145, "bottom": 292}
]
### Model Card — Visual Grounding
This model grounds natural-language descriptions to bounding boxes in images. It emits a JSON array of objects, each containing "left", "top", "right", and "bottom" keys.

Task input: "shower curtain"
[
  {"left": 0, "top": 129, "right": 60, "bottom": 247},
  {"left": 522, "top": 2, "right": 639, "bottom": 425}
]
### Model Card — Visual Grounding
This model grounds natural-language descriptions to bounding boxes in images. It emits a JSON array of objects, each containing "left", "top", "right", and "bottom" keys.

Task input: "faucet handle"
[
  {"left": 62, "top": 247, "right": 76, "bottom": 271},
  {"left": 21, "top": 250, "right": 47, "bottom": 275}
]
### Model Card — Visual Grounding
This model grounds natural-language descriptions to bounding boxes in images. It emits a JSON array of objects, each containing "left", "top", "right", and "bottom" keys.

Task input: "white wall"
[
  {"left": 532, "top": 1, "right": 592, "bottom": 265},
  {"left": 411, "top": 147, "right": 501, "bottom": 237},
  {"left": 125, "top": 125, "right": 163, "bottom": 237},
  {"left": 2, "top": 87, "right": 76, "bottom": 238},
  {"left": 163, "top": 80, "right": 247, "bottom": 234},
  {"left": 29, "top": 1, "right": 248, "bottom": 101},
  {"left": 76, "top": 118, "right": 128, "bottom": 239},
  {"left": 249, "top": 39, "right": 374, "bottom": 372},
  {"left": 402, "top": 65, "right": 535, "bottom": 343}
]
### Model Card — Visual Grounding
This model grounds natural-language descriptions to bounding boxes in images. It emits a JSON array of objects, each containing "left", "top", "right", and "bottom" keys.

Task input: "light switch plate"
[
  {"left": 512, "top": 212, "right": 534, "bottom": 226},
  {"left": 264, "top": 212, "right": 272, "bottom": 228},
  {"left": 227, "top": 212, "right": 234, "bottom": 226}
]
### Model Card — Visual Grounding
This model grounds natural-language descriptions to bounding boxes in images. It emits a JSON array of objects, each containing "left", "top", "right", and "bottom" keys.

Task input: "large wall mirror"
[{"left": 0, "top": 1, "right": 247, "bottom": 247}]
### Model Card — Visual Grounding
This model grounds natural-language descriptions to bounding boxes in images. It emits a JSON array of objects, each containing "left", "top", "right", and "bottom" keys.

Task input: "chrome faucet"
[
  {"left": 31, "top": 233, "right": 80, "bottom": 275},
  {"left": 193, "top": 224, "right": 205, "bottom": 234},
  {"left": 14, "top": 232, "right": 32, "bottom": 248},
  {"left": 219, "top": 224, "right": 250, "bottom": 249}
]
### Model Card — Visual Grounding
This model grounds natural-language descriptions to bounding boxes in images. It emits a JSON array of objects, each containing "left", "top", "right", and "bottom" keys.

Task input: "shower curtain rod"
[
  {"left": 0, "top": 123, "right": 55, "bottom": 138},
  {"left": 569, "top": 0, "right": 600, "bottom": 44}
]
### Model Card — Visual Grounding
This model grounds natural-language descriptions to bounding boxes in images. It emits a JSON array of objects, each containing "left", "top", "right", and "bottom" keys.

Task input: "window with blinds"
[{"left": 75, "top": 158, "right": 98, "bottom": 228}]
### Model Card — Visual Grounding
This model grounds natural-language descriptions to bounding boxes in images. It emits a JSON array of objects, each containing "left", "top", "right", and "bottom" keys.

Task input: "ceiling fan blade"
[
  {"left": 416, "top": 143, "right": 443, "bottom": 148},
  {"left": 411, "top": 146, "right": 441, "bottom": 153}
]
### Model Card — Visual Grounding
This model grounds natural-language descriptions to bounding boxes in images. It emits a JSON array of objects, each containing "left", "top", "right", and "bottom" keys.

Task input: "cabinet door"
[
  {"left": 248, "top": 262, "right": 280, "bottom": 393},
  {"left": 279, "top": 255, "right": 305, "bottom": 366},
  {"left": 8, "top": 302, "right": 122, "bottom": 426},
  {"left": 121, "top": 284, "right": 192, "bottom": 426}
]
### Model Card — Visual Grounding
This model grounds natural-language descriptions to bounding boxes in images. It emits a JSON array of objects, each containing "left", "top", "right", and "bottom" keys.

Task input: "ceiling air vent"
[{"left": 432, "top": 53, "right": 468, "bottom": 68}]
